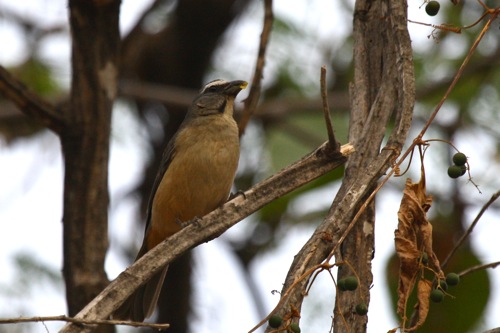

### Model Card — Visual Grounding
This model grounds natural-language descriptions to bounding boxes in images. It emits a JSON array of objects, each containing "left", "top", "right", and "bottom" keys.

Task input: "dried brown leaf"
[
  {"left": 407, "top": 279, "right": 432, "bottom": 331},
  {"left": 394, "top": 230, "right": 419, "bottom": 315},
  {"left": 395, "top": 177, "right": 431, "bottom": 315},
  {"left": 394, "top": 171, "right": 444, "bottom": 323}
]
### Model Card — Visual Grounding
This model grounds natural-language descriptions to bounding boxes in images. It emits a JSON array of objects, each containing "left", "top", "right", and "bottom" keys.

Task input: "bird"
[{"left": 114, "top": 79, "right": 248, "bottom": 321}]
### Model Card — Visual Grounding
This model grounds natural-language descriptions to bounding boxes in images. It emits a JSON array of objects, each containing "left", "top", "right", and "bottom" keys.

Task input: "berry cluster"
[
  {"left": 430, "top": 273, "right": 461, "bottom": 303},
  {"left": 447, "top": 152, "right": 468, "bottom": 179}
]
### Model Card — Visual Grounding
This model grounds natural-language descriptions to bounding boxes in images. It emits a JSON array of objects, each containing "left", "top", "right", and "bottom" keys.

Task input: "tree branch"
[
  {"left": 59, "top": 142, "right": 354, "bottom": 333},
  {"left": 320, "top": 66, "right": 338, "bottom": 148},
  {"left": 117, "top": 78, "right": 352, "bottom": 120},
  {"left": 0, "top": 315, "right": 169, "bottom": 331},
  {"left": 442, "top": 190, "right": 500, "bottom": 269},
  {"left": 458, "top": 261, "right": 500, "bottom": 278},
  {"left": 119, "top": 79, "right": 196, "bottom": 107},
  {"left": 260, "top": 0, "right": 415, "bottom": 331},
  {"left": 239, "top": 0, "right": 273, "bottom": 135},
  {"left": 0, "top": 65, "right": 63, "bottom": 133}
]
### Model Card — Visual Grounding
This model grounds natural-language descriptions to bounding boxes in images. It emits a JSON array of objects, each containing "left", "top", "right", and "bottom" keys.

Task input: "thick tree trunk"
[
  {"left": 61, "top": 2, "right": 120, "bottom": 331},
  {"left": 266, "top": 0, "right": 414, "bottom": 331},
  {"left": 332, "top": 0, "right": 413, "bottom": 331}
]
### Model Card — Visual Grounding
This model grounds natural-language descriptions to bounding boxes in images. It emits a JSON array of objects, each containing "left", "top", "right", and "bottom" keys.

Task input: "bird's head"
[{"left": 189, "top": 79, "right": 248, "bottom": 117}]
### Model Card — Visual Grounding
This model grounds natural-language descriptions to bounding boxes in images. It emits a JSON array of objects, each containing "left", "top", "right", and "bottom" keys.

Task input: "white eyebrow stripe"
[{"left": 200, "top": 79, "right": 229, "bottom": 93}]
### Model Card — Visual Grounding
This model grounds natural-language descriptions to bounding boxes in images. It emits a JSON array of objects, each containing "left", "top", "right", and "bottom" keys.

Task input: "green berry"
[
  {"left": 438, "top": 280, "right": 448, "bottom": 291},
  {"left": 355, "top": 303, "right": 368, "bottom": 315},
  {"left": 419, "top": 252, "right": 429, "bottom": 265},
  {"left": 290, "top": 323, "right": 301, "bottom": 333},
  {"left": 425, "top": 1, "right": 440, "bottom": 16},
  {"left": 448, "top": 165, "right": 466, "bottom": 179},
  {"left": 430, "top": 289, "right": 444, "bottom": 303},
  {"left": 344, "top": 276, "right": 359, "bottom": 291},
  {"left": 268, "top": 315, "right": 282, "bottom": 328},
  {"left": 446, "top": 272, "right": 460, "bottom": 286},
  {"left": 459, "top": 165, "right": 467, "bottom": 175},
  {"left": 338, "top": 278, "right": 347, "bottom": 291},
  {"left": 452, "top": 152, "right": 467, "bottom": 166}
]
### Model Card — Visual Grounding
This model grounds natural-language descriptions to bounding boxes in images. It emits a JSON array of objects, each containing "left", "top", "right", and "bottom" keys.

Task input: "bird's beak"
[{"left": 225, "top": 80, "right": 248, "bottom": 96}]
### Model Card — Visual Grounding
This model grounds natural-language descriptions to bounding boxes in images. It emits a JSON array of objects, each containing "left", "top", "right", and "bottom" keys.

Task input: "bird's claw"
[
  {"left": 228, "top": 190, "right": 246, "bottom": 201},
  {"left": 178, "top": 216, "right": 203, "bottom": 229}
]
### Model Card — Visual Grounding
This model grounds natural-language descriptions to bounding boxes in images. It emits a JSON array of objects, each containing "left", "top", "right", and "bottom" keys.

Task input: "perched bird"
[{"left": 115, "top": 79, "right": 248, "bottom": 321}]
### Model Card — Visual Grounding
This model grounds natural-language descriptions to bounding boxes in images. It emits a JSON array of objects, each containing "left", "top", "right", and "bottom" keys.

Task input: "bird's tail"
[{"left": 113, "top": 245, "right": 169, "bottom": 322}]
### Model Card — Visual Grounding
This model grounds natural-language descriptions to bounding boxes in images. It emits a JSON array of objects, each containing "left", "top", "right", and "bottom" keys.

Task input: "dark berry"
[
  {"left": 430, "top": 289, "right": 444, "bottom": 303},
  {"left": 438, "top": 280, "right": 448, "bottom": 291},
  {"left": 355, "top": 303, "right": 368, "bottom": 315},
  {"left": 338, "top": 278, "right": 347, "bottom": 291},
  {"left": 290, "top": 323, "right": 301, "bottom": 333},
  {"left": 268, "top": 315, "right": 282, "bottom": 328},
  {"left": 448, "top": 165, "right": 465, "bottom": 178},
  {"left": 419, "top": 252, "right": 429, "bottom": 265},
  {"left": 446, "top": 272, "right": 460, "bottom": 286},
  {"left": 425, "top": 1, "right": 440, "bottom": 16},
  {"left": 344, "top": 276, "right": 359, "bottom": 291},
  {"left": 452, "top": 152, "right": 467, "bottom": 166}
]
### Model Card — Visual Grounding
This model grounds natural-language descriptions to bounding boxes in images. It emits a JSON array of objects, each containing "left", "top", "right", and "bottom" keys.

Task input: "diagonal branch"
[
  {"left": 59, "top": 142, "right": 354, "bottom": 333},
  {"left": 0, "top": 65, "right": 63, "bottom": 133}
]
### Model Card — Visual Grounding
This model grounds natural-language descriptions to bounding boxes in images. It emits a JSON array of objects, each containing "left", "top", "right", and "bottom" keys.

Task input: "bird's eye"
[{"left": 206, "top": 86, "right": 218, "bottom": 93}]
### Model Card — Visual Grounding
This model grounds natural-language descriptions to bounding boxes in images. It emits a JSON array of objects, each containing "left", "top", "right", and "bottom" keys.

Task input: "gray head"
[{"left": 188, "top": 79, "right": 248, "bottom": 117}]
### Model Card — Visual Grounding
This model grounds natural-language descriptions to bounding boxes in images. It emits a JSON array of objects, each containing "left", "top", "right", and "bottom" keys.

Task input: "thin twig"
[
  {"left": 458, "top": 261, "right": 500, "bottom": 278},
  {"left": 320, "top": 66, "right": 338, "bottom": 150},
  {"left": 0, "top": 315, "right": 169, "bottom": 330},
  {"left": 442, "top": 190, "right": 500, "bottom": 269},
  {"left": 239, "top": 0, "right": 273, "bottom": 136},
  {"left": 416, "top": 9, "right": 498, "bottom": 140},
  {"left": 386, "top": 7, "right": 500, "bottom": 184},
  {"left": 248, "top": 263, "right": 324, "bottom": 333},
  {"left": 407, "top": 19, "right": 462, "bottom": 33},
  {"left": 329, "top": 10, "right": 500, "bottom": 263},
  {"left": 0, "top": 65, "right": 63, "bottom": 133}
]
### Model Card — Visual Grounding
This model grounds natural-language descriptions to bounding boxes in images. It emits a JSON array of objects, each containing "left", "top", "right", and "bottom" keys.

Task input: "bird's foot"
[
  {"left": 228, "top": 190, "right": 246, "bottom": 201},
  {"left": 177, "top": 216, "right": 203, "bottom": 229}
]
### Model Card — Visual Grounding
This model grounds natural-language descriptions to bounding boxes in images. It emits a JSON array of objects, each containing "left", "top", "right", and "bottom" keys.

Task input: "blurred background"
[{"left": 0, "top": 0, "right": 499, "bottom": 332}]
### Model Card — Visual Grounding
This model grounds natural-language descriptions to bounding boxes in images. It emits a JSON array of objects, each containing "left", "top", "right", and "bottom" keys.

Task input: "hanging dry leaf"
[
  {"left": 394, "top": 168, "right": 445, "bottom": 329},
  {"left": 408, "top": 278, "right": 433, "bottom": 331}
]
